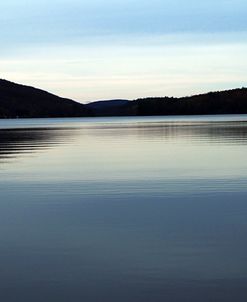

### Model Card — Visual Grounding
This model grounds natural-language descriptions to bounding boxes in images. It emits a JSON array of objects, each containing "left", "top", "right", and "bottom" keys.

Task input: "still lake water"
[{"left": 0, "top": 115, "right": 247, "bottom": 302}]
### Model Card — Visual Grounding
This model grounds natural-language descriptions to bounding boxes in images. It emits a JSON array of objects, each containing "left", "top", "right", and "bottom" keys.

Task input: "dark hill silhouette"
[
  {"left": 86, "top": 99, "right": 131, "bottom": 116},
  {"left": 133, "top": 88, "right": 247, "bottom": 116},
  {"left": 84, "top": 88, "right": 247, "bottom": 116},
  {"left": 1, "top": 79, "right": 247, "bottom": 118},
  {"left": 0, "top": 79, "right": 90, "bottom": 118}
]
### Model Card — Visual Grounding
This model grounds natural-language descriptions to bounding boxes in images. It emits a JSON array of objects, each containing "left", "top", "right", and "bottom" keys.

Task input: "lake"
[{"left": 0, "top": 115, "right": 247, "bottom": 302}]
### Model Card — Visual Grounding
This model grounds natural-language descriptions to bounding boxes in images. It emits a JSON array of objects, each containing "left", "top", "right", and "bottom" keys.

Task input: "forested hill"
[
  {"left": 133, "top": 88, "right": 247, "bottom": 116},
  {"left": 0, "top": 79, "right": 90, "bottom": 118},
  {"left": 1, "top": 79, "right": 247, "bottom": 118}
]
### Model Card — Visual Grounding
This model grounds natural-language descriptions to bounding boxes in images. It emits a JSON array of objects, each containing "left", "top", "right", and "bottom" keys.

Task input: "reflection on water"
[
  {"left": 0, "top": 115, "right": 247, "bottom": 302},
  {"left": 0, "top": 128, "right": 76, "bottom": 161},
  {"left": 1, "top": 116, "right": 247, "bottom": 160}
]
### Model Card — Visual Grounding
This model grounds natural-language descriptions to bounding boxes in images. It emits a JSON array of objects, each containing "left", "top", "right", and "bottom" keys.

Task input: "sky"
[{"left": 1, "top": 0, "right": 247, "bottom": 103}]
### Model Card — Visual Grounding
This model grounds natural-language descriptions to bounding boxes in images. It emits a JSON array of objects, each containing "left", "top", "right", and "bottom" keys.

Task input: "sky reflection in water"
[{"left": 0, "top": 115, "right": 247, "bottom": 302}]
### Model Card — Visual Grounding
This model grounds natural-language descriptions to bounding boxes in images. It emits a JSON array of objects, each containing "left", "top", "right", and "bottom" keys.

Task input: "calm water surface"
[{"left": 0, "top": 115, "right": 247, "bottom": 302}]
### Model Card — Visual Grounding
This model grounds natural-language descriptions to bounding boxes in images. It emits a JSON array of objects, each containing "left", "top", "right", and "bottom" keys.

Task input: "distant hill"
[
  {"left": 133, "top": 88, "right": 247, "bottom": 116},
  {"left": 86, "top": 88, "right": 247, "bottom": 116},
  {"left": 86, "top": 99, "right": 131, "bottom": 116},
  {"left": 0, "top": 79, "right": 90, "bottom": 118},
  {"left": 1, "top": 79, "right": 247, "bottom": 118}
]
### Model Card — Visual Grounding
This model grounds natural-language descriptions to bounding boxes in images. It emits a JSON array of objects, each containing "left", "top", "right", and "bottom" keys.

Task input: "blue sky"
[{"left": 1, "top": 0, "right": 247, "bottom": 102}]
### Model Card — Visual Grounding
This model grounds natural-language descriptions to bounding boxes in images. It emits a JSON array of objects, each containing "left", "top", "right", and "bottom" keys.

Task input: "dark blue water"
[{"left": 1, "top": 115, "right": 247, "bottom": 302}]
